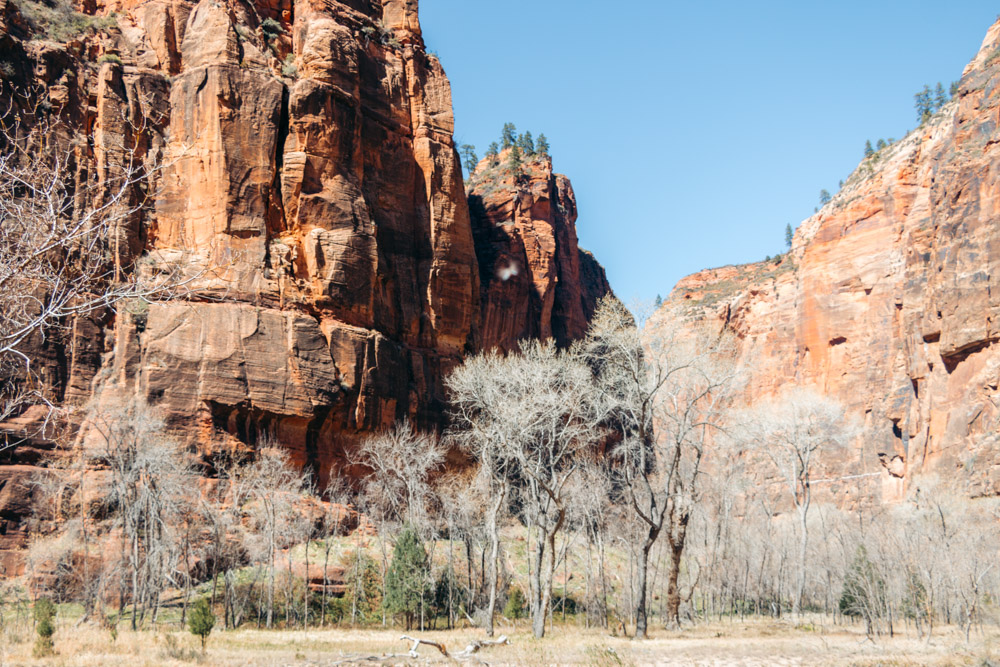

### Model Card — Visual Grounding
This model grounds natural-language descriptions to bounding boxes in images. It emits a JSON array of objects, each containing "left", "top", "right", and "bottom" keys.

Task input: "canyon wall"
[
  {"left": 658, "top": 19, "right": 1000, "bottom": 503},
  {"left": 0, "top": 0, "right": 609, "bottom": 572},
  {"left": 468, "top": 149, "right": 611, "bottom": 352}
]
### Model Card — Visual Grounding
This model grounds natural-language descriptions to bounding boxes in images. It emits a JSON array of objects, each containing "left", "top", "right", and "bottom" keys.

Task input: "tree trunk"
[
  {"left": 529, "top": 527, "right": 546, "bottom": 638},
  {"left": 130, "top": 529, "right": 139, "bottom": 631},
  {"left": 484, "top": 488, "right": 504, "bottom": 637},
  {"left": 794, "top": 502, "right": 808, "bottom": 617},
  {"left": 665, "top": 541, "right": 683, "bottom": 629},
  {"left": 304, "top": 538, "right": 310, "bottom": 629},
  {"left": 598, "top": 530, "right": 609, "bottom": 628},
  {"left": 322, "top": 543, "right": 331, "bottom": 627},
  {"left": 267, "top": 537, "right": 275, "bottom": 628},
  {"left": 634, "top": 533, "right": 656, "bottom": 639}
]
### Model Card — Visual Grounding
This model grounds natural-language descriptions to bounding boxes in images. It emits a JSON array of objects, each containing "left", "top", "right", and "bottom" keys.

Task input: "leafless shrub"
[
  {"left": 84, "top": 396, "right": 196, "bottom": 629},
  {"left": 739, "top": 390, "right": 859, "bottom": 618},
  {"left": 448, "top": 339, "right": 602, "bottom": 638},
  {"left": 581, "top": 296, "right": 741, "bottom": 634}
]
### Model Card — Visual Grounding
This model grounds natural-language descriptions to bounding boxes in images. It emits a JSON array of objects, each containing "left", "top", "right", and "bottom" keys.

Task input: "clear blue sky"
[{"left": 422, "top": 1, "right": 999, "bottom": 303}]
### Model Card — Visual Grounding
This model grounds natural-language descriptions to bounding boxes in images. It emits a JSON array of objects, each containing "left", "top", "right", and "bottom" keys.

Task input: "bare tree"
[
  {"left": 0, "top": 93, "right": 201, "bottom": 438},
  {"left": 582, "top": 296, "right": 739, "bottom": 633},
  {"left": 355, "top": 420, "right": 446, "bottom": 532},
  {"left": 85, "top": 395, "right": 194, "bottom": 630},
  {"left": 573, "top": 456, "right": 616, "bottom": 629},
  {"left": 449, "top": 339, "right": 601, "bottom": 638},
  {"left": 243, "top": 444, "right": 312, "bottom": 629},
  {"left": 447, "top": 353, "right": 523, "bottom": 637},
  {"left": 743, "top": 390, "right": 857, "bottom": 617}
]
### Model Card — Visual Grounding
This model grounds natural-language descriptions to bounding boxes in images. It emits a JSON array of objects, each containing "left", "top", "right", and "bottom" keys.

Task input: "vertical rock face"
[
  {"left": 85, "top": 0, "right": 482, "bottom": 466},
  {"left": 659, "top": 19, "right": 1000, "bottom": 502},
  {"left": 0, "top": 0, "right": 611, "bottom": 570},
  {"left": 468, "top": 151, "right": 611, "bottom": 352}
]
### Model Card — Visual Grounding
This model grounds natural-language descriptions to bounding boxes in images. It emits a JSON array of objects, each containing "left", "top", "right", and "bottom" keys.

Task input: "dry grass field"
[{"left": 2, "top": 618, "right": 999, "bottom": 666}]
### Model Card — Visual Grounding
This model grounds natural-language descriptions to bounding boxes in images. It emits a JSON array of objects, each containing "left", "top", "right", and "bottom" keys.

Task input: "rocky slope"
[
  {"left": 657, "top": 19, "right": 1000, "bottom": 503},
  {"left": 0, "top": 0, "right": 610, "bottom": 573}
]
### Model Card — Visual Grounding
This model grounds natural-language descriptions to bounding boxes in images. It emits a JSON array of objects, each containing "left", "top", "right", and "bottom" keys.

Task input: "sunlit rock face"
[
  {"left": 468, "top": 150, "right": 611, "bottom": 353},
  {"left": 658, "top": 19, "right": 1000, "bottom": 503},
  {"left": 0, "top": 0, "right": 611, "bottom": 572}
]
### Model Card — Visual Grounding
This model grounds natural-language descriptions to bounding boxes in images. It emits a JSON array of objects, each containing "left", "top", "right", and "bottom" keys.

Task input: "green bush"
[
  {"left": 19, "top": 0, "right": 116, "bottom": 43},
  {"left": 282, "top": 54, "right": 298, "bottom": 79},
  {"left": 32, "top": 598, "right": 56, "bottom": 657},
  {"left": 261, "top": 17, "right": 284, "bottom": 40},
  {"left": 187, "top": 598, "right": 216, "bottom": 652},
  {"left": 343, "top": 552, "right": 383, "bottom": 625},
  {"left": 98, "top": 53, "right": 122, "bottom": 65},
  {"left": 383, "top": 526, "right": 430, "bottom": 630},
  {"left": 503, "top": 586, "right": 526, "bottom": 619}
]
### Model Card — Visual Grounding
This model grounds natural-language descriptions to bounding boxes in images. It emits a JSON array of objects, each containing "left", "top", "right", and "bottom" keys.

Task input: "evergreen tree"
[
  {"left": 875, "top": 138, "right": 886, "bottom": 151},
  {"left": 432, "top": 566, "right": 466, "bottom": 627},
  {"left": 32, "top": 598, "right": 56, "bottom": 658},
  {"left": 864, "top": 140, "right": 874, "bottom": 158},
  {"left": 950, "top": 81, "right": 960, "bottom": 97},
  {"left": 518, "top": 131, "right": 535, "bottom": 155},
  {"left": 344, "top": 552, "right": 383, "bottom": 625},
  {"left": 934, "top": 82, "right": 947, "bottom": 110},
  {"left": 383, "top": 526, "right": 430, "bottom": 630},
  {"left": 503, "top": 586, "right": 526, "bottom": 619},
  {"left": 785, "top": 223, "right": 793, "bottom": 248},
  {"left": 187, "top": 598, "right": 216, "bottom": 652},
  {"left": 839, "top": 180, "right": 844, "bottom": 189},
  {"left": 459, "top": 144, "right": 478, "bottom": 176},
  {"left": 536, "top": 133, "right": 550, "bottom": 156},
  {"left": 819, "top": 189, "right": 831, "bottom": 205},
  {"left": 486, "top": 141, "right": 500, "bottom": 166},
  {"left": 509, "top": 144, "right": 523, "bottom": 175},
  {"left": 501, "top": 123, "right": 517, "bottom": 149},
  {"left": 914, "top": 85, "right": 932, "bottom": 123},
  {"left": 839, "top": 545, "right": 886, "bottom": 636},
  {"left": 654, "top": 294, "right": 663, "bottom": 308}
]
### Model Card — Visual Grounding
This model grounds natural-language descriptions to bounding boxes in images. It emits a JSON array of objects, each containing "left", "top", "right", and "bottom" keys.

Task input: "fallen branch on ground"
[
  {"left": 397, "top": 634, "right": 511, "bottom": 661},
  {"left": 457, "top": 636, "right": 510, "bottom": 657},
  {"left": 401, "top": 635, "right": 451, "bottom": 658}
]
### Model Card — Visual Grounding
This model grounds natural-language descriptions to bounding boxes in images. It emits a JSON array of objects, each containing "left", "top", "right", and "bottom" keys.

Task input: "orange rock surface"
[
  {"left": 658, "top": 20, "right": 1000, "bottom": 502},
  {"left": 0, "top": 0, "right": 610, "bottom": 571},
  {"left": 468, "top": 150, "right": 611, "bottom": 351}
]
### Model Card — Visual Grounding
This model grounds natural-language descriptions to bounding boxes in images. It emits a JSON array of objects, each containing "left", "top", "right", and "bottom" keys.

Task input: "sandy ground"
[{"left": 1, "top": 619, "right": 996, "bottom": 666}]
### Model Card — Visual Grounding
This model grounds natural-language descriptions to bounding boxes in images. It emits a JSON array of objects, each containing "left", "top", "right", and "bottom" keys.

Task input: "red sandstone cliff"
[
  {"left": 468, "top": 150, "right": 611, "bottom": 352},
  {"left": 0, "top": 0, "right": 610, "bottom": 571},
  {"left": 658, "top": 19, "right": 1000, "bottom": 503}
]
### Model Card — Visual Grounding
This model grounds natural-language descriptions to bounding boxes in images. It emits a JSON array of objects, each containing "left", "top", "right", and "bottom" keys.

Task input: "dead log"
[
  {"left": 400, "top": 634, "right": 451, "bottom": 658},
  {"left": 395, "top": 634, "right": 511, "bottom": 662},
  {"left": 457, "top": 635, "right": 510, "bottom": 657}
]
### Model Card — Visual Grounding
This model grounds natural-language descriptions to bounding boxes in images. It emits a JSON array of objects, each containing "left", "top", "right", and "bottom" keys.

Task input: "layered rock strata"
[
  {"left": 468, "top": 150, "right": 611, "bottom": 352},
  {"left": 0, "top": 0, "right": 611, "bottom": 572},
  {"left": 658, "top": 19, "right": 1000, "bottom": 503}
]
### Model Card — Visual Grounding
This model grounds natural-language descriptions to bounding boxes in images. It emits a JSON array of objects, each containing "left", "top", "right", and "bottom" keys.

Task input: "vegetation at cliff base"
[
  {"left": 32, "top": 598, "right": 56, "bottom": 658},
  {"left": 17, "top": 0, "right": 116, "bottom": 42},
  {"left": 187, "top": 598, "right": 216, "bottom": 652},
  {"left": 383, "top": 527, "right": 431, "bottom": 630}
]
